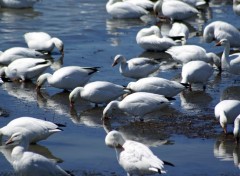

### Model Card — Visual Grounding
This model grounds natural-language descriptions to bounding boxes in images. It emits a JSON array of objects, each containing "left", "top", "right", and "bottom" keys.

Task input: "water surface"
[{"left": 0, "top": 0, "right": 240, "bottom": 175}]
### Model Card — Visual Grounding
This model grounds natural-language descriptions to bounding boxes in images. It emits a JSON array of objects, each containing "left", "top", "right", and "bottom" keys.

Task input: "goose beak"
[
  {"left": 102, "top": 115, "right": 111, "bottom": 121},
  {"left": 70, "top": 101, "right": 74, "bottom": 108},
  {"left": 5, "top": 137, "right": 13, "bottom": 145},
  {"left": 112, "top": 61, "right": 117, "bottom": 67},
  {"left": 215, "top": 41, "right": 221, "bottom": 46},
  {"left": 36, "top": 86, "right": 41, "bottom": 92}
]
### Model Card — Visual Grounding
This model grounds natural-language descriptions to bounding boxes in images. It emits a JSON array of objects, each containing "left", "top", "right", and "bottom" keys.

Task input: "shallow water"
[{"left": 0, "top": 0, "right": 240, "bottom": 175}]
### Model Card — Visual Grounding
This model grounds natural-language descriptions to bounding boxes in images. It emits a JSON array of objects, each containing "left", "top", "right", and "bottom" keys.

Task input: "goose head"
[
  {"left": 206, "top": 52, "right": 221, "bottom": 71},
  {"left": 52, "top": 37, "right": 64, "bottom": 55},
  {"left": 102, "top": 101, "right": 119, "bottom": 119},
  {"left": 112, "top": 55, "right": 126, "bottom": 67},
  {"left": 5, "top": 131, "right": 29, "bottom": 149},
  {"left": 203, "top": 24, "right": 216, "bottom": 43},
  {"left": 36, "top": 73, "right": 52, "bottom": 91},
  {"left": 215, "top": 38, "right": 230, "bottom": 47},
  {"left": 105, "top": 130, "right": 125, "bottom": 149},
  {"left": 69, "top": 87, "right": 84, "bottom": 108}
]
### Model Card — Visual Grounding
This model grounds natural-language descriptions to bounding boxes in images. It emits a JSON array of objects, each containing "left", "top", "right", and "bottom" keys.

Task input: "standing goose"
[
  {"left": 36, "top": 66, "right": 100, "bottom": 91},
  {"left": 181, "top": 60, "right": 213, "bottom": 90},
  {"left": 69, "top": 81, "right": 131, "bottom": 107},
  {"left": 112, "top": 54, "right": 160, "bottom": 79},
  {"left": 127, "top": 77, "right": 186, "bottom": 97},
  {"left": 203, "top": 21, "right": 240, "bottom": 48},
  {"left": 24, "top": 32, "right": 64, "bottom": 55},
  {"left": 0, "top": 0, "right": 39, "bottom": 8},
  {"left": 0, "top": 116, "right": 62, "bottom": 144},
  {"left": 166, "top": 45, "right": 221, "bottom": 70},
  {"left": 105, "top": 130, "right": 174, "bottom": 175},
  {"left": 0, "top": 58, "right": 51, "bottom": 81},
  {"left": 215, "top": 39, "right": 240, "bottom": 75},
  {"left": 106, "top": 0, "right": 148, "bottom": 19},
  {"left": 136, "top": 25, "right": 177, "bottom": 52},
  {"left": 0, "top": 47, "right": 46, "bottom": 65},
  {"left": 215, "top": 100, "right": 240, "bottom": 134},
  {"left": 153, "top": 0, "right": 199, "bottom": 21},
  {"left": 5, "top": 132, "right": 71, "bottom": 176},
  {"left": 102, "top": 92, "right": 170, "bottom": 120}
]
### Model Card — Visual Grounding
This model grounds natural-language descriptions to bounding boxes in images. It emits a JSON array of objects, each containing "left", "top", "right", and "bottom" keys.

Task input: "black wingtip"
[
  {"left": 165, "top": 97, "right": 176, "bottom": 101},
  {"left": 55, "top": 123, "right": 66, "bottom": 128},
  {"left": 163, "top": 160, "right": 175, "bottom": 167},
  {"left": 85, "top": 66, "right": 101, "bottom": 75},
  {"left": 180, "top": 83, "right": 190, "bottom": 88},
  {"left": 168, "top": 35, "right": 185, "bottom": 41}
]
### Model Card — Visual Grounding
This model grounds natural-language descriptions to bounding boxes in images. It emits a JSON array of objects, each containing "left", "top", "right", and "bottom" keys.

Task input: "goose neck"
[{"left": 221, "top": 43, "right": 231, "bottom": 69}]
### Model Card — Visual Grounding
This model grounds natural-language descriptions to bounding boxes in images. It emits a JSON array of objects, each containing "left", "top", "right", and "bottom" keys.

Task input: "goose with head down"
[
  {"left": 69, "top": 81, "right": 131, "bottom": 107},
  {"left": 0, "top": 47, "right": 47, "bottom": 65},
  {"left": 0, "top": 116, "right": 62, "bottom": 144},
  {"left": 181, "top": 60, "right": 214, "bottom": 91},
  {"left": 102, "top": 92, "right": 171, "bottom": 120},
  {"left": 203, "top": 21, "right": 240, "bottom": 48},
  {"left": 24, "top": 32, "right": 64, "bottom": 55},
  {"left": 105, "top": 130, "right": 174, "bottom": 175},
  {"left": 136, "top": 25, "right": 177, "bottom": 52},
  {"left": 5, "top": 132, "right": 71, "bottom": 176},
  {"left": 215, "top": 100, "right": 240, "bottom": 134},
  {"left": 153, "top": 0, "right": 199, "bottom": 21},
  {"left": 166, "top": 44, "right": 221, "bottom": 70},
  {"left": 36, "top": 66, "right": 100, "bottom": 91},
  {"left": 0, "top": 58, "right": 51, "bottom": 81}
]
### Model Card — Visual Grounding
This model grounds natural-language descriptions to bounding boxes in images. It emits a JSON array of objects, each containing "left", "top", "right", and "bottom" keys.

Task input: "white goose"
[
  {"left": 181, "top": 0, "right": 207, "bottom": 7},
  {"left": 168, "top": 22, "right": 189, "bottom": 44},
  {"left": 0, "top": 0, "right": 39, "bottom": 8},
  {"left": 106, "top": 0, "right": 148, "bottom": 19},
  {"left": 105, "top": 130, "right": 174, "bottom": 175},
  {"left": 112, "top": 54, "right": 160, "bottom": 79},
  {"left": 102, "top": 92, "right": 170, "bottom": 119},
  {"left": 0, "top": 58, "right": 51, "bottom": 81},
  {"left": 233, "top": 0, "right": 240, "bottom": 16},
  {"left": 123, "top": 0, "right": 154, "bottom": 10},
  {"left": 153, "top": 0, "right": 199, "bottom": 21},
  {"left": 5, "top": 132, "right": 71, "bottom": 176},
  {"left": 215, "top": 100, "right": 240, "bottom": 134},
  {"left": 166, "top": 45, "right": 221, "bottom": 69},
  {"left": 24, "top": 32, "right": 64, "bottom": 55},
  {"left": 203, "top": 21, "right": 240, "bottom": 48},
  {"left": 36, "top": 66, "right": 100, "bottom": 91},
  {"left": 234, "top": 115, "right": 240, "bottom": 143},
  {"left": 181, "top": 60, "right": 213, "bottom": 90},
  {"left": 0, "top": 116, "right": 62, "bottom": 144},
  {"left": 0, "top": 47, "right": 46, "bottom": 65},
  {"left": 136, "top": 25, "right": 177, "bottom": 52},
  {"left": 215, "top": 39, "right": 240, "bottom": 75},
  {"left": 127, "top": 77, "right": 186, "bottom": 97},
  {"left": 69, "top": 81, "right": 131, "bottom": 107}
]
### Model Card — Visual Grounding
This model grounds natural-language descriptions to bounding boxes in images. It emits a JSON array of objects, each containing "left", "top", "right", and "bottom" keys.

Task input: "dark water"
[{"left": 0, "top": 0, "right": 240, "bottom": 175}]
